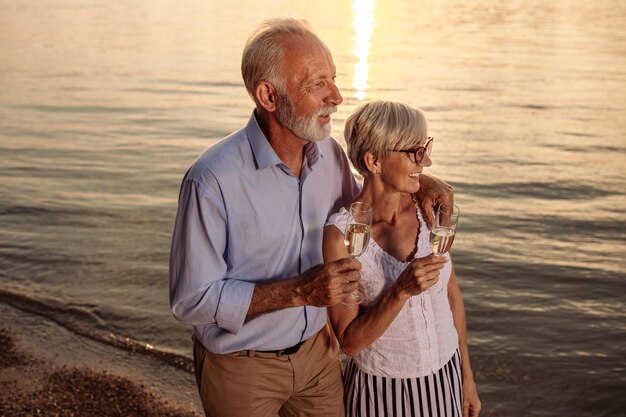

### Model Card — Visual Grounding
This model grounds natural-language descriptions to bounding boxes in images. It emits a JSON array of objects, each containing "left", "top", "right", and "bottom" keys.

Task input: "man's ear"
[
  {"left": 255, "top": 82, "right": 278, "bottom": 112},
  {"left": 364, "top": 151, "right": 381, "bottom": 175}
]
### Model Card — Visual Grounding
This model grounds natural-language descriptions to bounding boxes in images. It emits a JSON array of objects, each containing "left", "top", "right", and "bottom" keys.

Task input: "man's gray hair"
[{"left": 241, "top": 18, "right": 316, "bottom": 99}]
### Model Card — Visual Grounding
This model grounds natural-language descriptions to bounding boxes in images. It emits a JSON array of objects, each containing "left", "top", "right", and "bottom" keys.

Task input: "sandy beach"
[
  {"left": 0, "top": 297, "right": 204, "bottom": 417},
  {"left": 0, "top": 327, "right": 201, "bottom": 417}
]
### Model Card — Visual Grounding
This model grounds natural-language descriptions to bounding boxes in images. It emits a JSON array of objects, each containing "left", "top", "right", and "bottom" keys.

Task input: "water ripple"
[
  {"left": 454, "top": 180, "right": 617, "bottom": 200},
  {"left": 13, "top": 104, "right": 159, "bottom": 114}
]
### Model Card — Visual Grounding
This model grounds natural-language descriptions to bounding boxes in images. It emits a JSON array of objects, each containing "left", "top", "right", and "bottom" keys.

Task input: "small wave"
[
  {"left": 555, "top": 130, "right": 596, "bottom": 138},
  {"left": 0, "top": 287, "right": 193, "bottom": 373},
  {"left": 435, "top": 86, "right": 498, "bottom": 92},
  {"left": 0, "top": 203, "right": 121, "bottom": 228},
  {"left": 0, "top": 205, "right": 58, "bottom": 217},
  {"left": 453, "top": 180, "right": 617, "bottom": 200},
  {"left": 0, "top": 247, "right": 100, "bottom": 269},
  {"left": 13, "top": 104, "right": 158, "bottom": 115},
  {"left": 0, "top": 204, "right": 115, "bottom": 218},
  {"left": 544, "top": 140, "right": 623, "bottom": 153},
  {"left": 504, "top": 102, "right": 621, "bottom": 111},
  {"left": 150, "top": 78, "right": 243, "bottom": 89},
  {"left": 123, "top": 87, "right": 211, "bottom": 96},
  {"left": 506, "top": 103, "right": 553, "bottom": 110}
]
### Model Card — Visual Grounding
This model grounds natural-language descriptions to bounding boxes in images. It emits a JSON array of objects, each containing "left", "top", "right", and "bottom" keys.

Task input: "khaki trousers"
[{"left": 193, "top": 325, "right": 344, "bottom": 417}]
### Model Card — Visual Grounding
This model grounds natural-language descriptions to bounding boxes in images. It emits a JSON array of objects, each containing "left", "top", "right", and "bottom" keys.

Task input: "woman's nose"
[{"left": 419, "top": 153, "right": 433, "bottom": 167}]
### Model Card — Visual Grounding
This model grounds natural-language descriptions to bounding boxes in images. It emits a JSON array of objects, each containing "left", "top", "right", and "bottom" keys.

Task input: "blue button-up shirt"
[{"left": 169, "top": 112, "right": 359, "bottom": 353}]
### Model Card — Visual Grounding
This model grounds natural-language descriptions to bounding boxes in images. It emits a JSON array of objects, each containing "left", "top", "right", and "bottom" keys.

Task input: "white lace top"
[{"left": 328, "top": 205, "right": 459, "bottom": 378}]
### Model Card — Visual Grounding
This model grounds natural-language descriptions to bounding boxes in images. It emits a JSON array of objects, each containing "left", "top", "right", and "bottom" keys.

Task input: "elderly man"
[{"left": 169, "top": 18, "right": 451, "bottom": 417}]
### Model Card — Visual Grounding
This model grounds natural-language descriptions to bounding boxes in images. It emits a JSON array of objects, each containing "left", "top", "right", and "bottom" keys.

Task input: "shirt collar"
[{"left": 245, "top": 111, "right": 324, "bottom": 171}]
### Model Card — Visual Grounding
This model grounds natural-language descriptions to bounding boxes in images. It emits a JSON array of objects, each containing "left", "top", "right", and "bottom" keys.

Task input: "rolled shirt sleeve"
[{"left": 169, "top": 174, "right": 254, "bottom": 334}]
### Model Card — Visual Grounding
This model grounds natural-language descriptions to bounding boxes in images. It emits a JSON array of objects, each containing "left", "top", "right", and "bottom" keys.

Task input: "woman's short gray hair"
[
  {"left": 241, "top": 18, "right": 315, "bottom": 98},
  {"left": 344, "top": 100, "right": 428, "bottom": 176}
]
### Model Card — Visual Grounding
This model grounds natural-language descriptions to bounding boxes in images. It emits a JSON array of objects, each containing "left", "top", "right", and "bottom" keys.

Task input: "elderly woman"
[{"left": 323, "top": 100, "right": 481, "bottom": 417}]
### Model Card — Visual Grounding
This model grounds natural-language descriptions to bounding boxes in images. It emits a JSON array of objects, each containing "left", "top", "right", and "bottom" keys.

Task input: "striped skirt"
[{"left": 343, "top": 350, "right": 463, "bottom": 417}]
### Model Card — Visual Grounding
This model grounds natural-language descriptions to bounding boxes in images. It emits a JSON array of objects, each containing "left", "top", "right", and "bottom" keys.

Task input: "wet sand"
[{"left": 0, "top": 328, "right": 201, "bottom": 417}]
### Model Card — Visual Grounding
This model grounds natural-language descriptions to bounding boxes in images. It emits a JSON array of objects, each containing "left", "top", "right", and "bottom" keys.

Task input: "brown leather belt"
[
  {"left": 193, "top": 333, "right": 309, "bottom": 358},
  {"left": 256, "top": 340, "right": 306, "bottom": 356},
  {"left": 229, "top": 340, "right": 307, "bottom": 358}
]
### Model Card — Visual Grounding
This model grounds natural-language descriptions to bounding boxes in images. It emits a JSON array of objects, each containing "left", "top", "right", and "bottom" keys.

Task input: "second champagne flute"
[{"left": 429, "top": 203, "right": 460, "bottom": 256}]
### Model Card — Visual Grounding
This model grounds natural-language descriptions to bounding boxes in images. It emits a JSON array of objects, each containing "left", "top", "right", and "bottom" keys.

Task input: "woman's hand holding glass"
[{"left": 393, "top": 254, "right": 446, "bottom": 298}]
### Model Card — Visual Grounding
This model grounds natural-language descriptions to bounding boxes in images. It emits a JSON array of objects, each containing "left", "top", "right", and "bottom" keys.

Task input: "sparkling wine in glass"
[
  {"left": 342, "top": 202, "right": 372, "bottom": 305},
  {"left": 345, "top": 223, "right": 370, "bottom": 257},
  {"left": 430, "top": 203, "right": 460, "bottom": 256}
]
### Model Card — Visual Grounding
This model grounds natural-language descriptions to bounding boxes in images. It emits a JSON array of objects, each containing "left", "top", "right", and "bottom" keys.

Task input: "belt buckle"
[{"left": 280, "top": 340, "right": 304, "bottom": 356}]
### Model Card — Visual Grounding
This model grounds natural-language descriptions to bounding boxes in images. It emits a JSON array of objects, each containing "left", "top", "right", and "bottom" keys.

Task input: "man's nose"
[{"left": 327, "top": 81, "right": 343, "bottom": 106}]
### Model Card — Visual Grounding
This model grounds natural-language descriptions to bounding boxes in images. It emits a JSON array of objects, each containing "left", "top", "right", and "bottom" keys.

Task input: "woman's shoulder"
[{"left": 326, "top": 206, "right": 350, "bottom": 231}]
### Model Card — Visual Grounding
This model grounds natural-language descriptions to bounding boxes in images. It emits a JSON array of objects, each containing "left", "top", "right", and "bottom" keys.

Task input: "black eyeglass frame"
[{"left": 390, "top": 137, "right": 434, "bottom": 165}]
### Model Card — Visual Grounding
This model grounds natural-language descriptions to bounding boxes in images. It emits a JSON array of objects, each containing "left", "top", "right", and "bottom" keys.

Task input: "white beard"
[{"left": 275, "top": 92, "right": 336, "bottom": 142}]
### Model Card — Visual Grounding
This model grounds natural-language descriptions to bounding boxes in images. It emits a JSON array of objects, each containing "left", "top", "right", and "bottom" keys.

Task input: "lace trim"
[{"left": 329, "top": 202, "right": 432, "bottom": 286}]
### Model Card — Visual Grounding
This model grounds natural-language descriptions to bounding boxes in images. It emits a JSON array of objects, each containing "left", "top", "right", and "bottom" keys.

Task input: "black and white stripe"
[{"left": 343, "top": 350, "right": 463, "bottom": 417}]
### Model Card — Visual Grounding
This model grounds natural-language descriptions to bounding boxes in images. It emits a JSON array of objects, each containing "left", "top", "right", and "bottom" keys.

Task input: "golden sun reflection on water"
[{"left": 351, "top": 0, "right": 375, "bottom": 100}]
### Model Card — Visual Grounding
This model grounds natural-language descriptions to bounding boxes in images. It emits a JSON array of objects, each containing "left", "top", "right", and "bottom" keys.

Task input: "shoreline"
[
  {"left": 0, "top": 302, "right": 203, "bottom": 416},
  {"left": 0, "top": 286, "right": 194, "bottom": 374}
]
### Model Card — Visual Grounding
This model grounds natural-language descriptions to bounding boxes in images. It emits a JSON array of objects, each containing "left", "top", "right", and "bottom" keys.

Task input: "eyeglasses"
[{"left": 390, "top": 137, "right": 433, "bottom": 165}]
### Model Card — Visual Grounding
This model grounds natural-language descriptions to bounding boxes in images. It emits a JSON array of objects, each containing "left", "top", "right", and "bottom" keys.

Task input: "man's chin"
[
  {"left": 310, "top": 129, "right": 332, "bottom": 142},
  {"left": 284, "top": 116, "right": 333, "bottom": 142}
]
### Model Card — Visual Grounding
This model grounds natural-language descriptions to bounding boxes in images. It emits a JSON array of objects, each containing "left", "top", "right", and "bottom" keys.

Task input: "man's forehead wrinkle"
[{"left": 282, "top": 38, "right": 330, "bottom": 87}]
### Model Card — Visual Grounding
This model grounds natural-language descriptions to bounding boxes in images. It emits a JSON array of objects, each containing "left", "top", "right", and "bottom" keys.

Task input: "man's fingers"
[
  {"left": 337, "top": 270, "right": 361, "bottom": 285},
  {"left": 331, "top": 256, "right": 361, "bottom": 271},
  {"left": 420, "top": 198, "right": 435, "bottom": 229}
]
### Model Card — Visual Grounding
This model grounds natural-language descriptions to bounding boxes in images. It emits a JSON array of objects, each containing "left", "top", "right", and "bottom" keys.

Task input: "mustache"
[{"left": 317, "top": 105, "right": 337, "bottom": 117}]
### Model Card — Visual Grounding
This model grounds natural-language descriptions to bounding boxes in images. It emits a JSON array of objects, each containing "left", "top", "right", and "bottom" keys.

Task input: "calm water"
[{"left": 1, "top": 1, "right": 625, "bottom": 415}]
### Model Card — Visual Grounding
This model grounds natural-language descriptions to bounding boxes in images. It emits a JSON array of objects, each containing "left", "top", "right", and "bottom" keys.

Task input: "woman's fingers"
[
  {"left": 416, "top": 270, "right": 439, "bottom": 292},
  {"left": 396, "top": 255, "right": 446, "bottom": 296},
  {"left": 414, "top": 254, "right": 447, "bottom": 269}
]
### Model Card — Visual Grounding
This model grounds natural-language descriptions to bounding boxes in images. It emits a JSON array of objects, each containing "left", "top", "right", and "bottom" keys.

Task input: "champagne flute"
[
  {"left": 429, "top": 203, "right": 460, "bottom": 256},
  {"left": 342, "top": 202, "right": 372, "bottom": 305}
]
